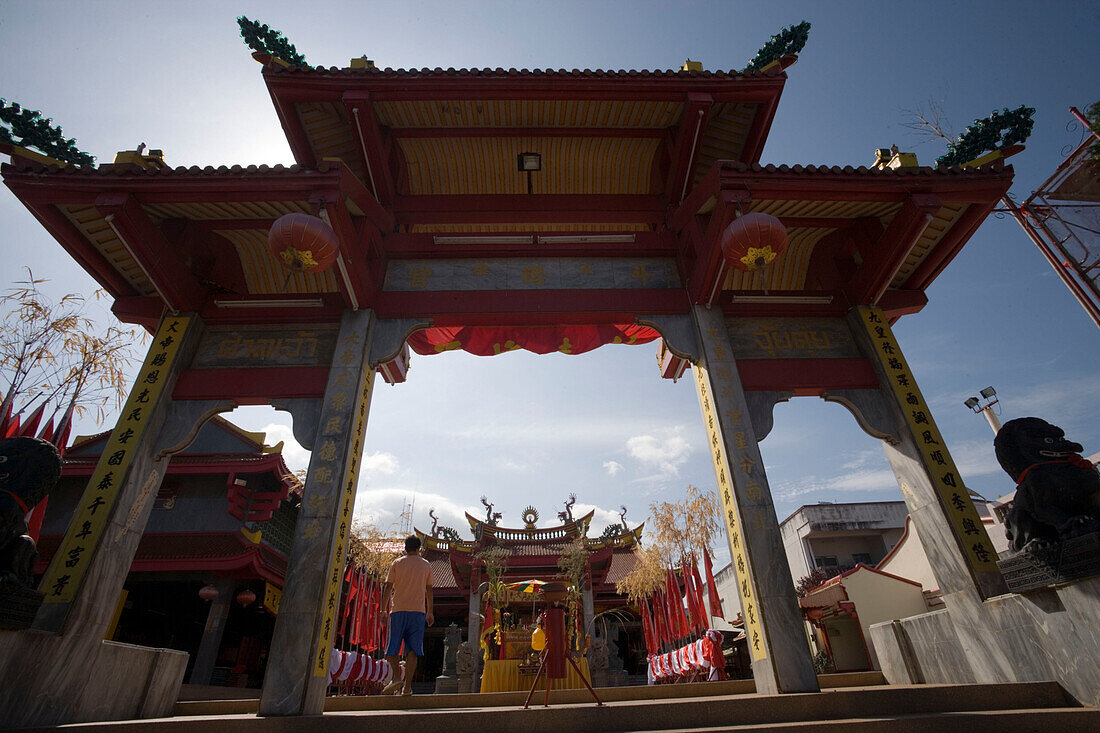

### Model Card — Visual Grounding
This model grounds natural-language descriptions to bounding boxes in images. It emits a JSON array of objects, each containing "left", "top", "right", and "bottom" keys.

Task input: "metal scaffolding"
[{"left": 1006, "top": 107, "right": 1100, "bottom": 328}]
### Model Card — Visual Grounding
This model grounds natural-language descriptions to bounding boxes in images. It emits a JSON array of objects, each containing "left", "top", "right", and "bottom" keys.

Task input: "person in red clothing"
[{"left": 381, "top": 535, "right": 434, "bottom": 695}]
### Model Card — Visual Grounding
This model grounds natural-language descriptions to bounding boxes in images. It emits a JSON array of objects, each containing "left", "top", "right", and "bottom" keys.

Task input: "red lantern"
[
  {"left": 198, "top": 583, "right": 219, "bottom": 601},
  {"left": 236, "top": 588, "right": 257, "bottom": 607},
  {"left": 267, "top": 213, "right": 340, "bottom": 274},
  {"left": 720, "top": 213, "right": 789, "bottom": 272}
]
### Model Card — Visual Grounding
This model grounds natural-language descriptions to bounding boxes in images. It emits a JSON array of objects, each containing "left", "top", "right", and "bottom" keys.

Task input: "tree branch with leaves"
[{"left": 0, "top": 271, "right": 144, "bottom": 433}]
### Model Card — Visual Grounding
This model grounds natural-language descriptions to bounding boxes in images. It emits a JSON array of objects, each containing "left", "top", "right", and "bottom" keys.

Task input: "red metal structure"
[{"left": 1006, "top": 107, "right": 1100, "bottom": 328}]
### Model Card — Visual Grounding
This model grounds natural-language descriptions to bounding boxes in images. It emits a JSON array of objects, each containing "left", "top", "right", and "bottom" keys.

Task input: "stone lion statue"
[
  {"left": 589, "top": 638, "right": 610, "bottom": 672},
  {"left": 0, "top": 437, "right": 62, "bottom": 587},
  {"left": 455, "top": 640, "right": 476, "bottom": 676},
  {"left": 995, "top": 417, "right": 1100, "bottom": 553}
]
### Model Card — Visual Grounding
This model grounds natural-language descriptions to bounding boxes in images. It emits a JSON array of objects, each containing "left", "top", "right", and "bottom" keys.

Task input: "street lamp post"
[{"left": 964, "top": 386, "right": 1002, "bottom": 435}]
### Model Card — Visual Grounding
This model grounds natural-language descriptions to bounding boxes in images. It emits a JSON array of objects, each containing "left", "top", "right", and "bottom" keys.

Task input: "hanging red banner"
[{"left": 407, "top": 324, "right": 659, "bottom": 357}]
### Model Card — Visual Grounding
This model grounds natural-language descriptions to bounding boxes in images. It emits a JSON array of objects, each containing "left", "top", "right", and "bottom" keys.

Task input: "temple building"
[
  {"left": 412, "top": 505, "right": 647, "bottom": 690},
  {"left": 35, "top": 418, "right": 300, "bottom": 691}
]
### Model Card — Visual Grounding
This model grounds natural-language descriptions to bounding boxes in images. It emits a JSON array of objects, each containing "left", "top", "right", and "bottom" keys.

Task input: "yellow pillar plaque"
[
  {"left": 313, "top": 367, "right": 376, "bottom": 677},
  {"left": 693, "top": 363, "right": 767, "bottom": 662},
  {"left": 854, "top": 307, "right": 1000, "bottom": 575},
  {"left": 39, "top": 315, "right": 191, "bottom": 605}
]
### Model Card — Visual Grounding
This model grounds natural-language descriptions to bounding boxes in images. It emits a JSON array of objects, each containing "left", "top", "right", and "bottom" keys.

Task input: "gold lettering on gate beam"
[
  {"left": 856, "top": 307, "right": 1000, "bottom": 575},
  {"left": 39, "top": 317, "right": 191, "bottom": 606}
]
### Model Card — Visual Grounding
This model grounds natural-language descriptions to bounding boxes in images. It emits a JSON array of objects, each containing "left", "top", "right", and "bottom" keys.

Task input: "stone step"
[
  {"left": 15, "top": 681, "right": 1085, "bottom": 733},
  {"left": 652, "top": 708, "right": 1100, "bottom": 733},
  {"left": 176, "top": 672, "right": 883, "bottom": 716}
]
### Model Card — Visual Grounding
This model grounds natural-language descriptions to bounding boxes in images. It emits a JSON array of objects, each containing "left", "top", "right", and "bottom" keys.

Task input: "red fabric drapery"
[
  {"left": 703, "top": 548, "right": 724, "bottom": 620},
  {"left": 641, "top": 599, "right": 658, "bottom": 655},
  {"left": 690, "top": 556, "right": 709, "bottom": 630},
  {"left": 407, "top": 324, "right": 659, "bottom": 358}
]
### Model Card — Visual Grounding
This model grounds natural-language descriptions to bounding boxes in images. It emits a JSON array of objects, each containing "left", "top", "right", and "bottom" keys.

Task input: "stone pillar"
[
  {"left": 691, "top": 305, "right": 818, "bottom": 695},
  {"left": 581, "top": 584, "right": 594, "bottom": 645},
  {"left": 434, "top": 623, "right": 462, "bottom": 694},
  {"left": 0, "top": 314, "right": 219, "bottom": 728},
  {"left": 848, "top": 307, "right": 1005, "bottom": 600},
  {"left": 259, "top": 310, "right": 377, "bottom": 716},
  {"left": 467, "top": 587, "right": 481, "bottom": 659},
  {"left": 467, "top": 584, "right": 481, "bottom": 692},
  {"left": 188, "top": 577, "right": 235, "bottom": 685}
]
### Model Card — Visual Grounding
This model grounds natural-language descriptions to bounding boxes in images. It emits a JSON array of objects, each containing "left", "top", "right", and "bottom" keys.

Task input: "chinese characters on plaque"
[
  {"left": 855, "top": 307, "right": 999, "bottom": 574},
  {"left": 40, "top": 316, "right": 191, "bottom": 605}
]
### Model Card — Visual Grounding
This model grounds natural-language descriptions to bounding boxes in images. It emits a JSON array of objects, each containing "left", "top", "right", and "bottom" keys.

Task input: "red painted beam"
[
  {"left": 844, "top": 194, "right": 941, "bottom": 305},
  {"left": 4, "top": 166, "right": 345, "bottom": 206},
  {"left": 173, "top": 367, "right": 330, "bottom": 403},
  {"left": 343, "top": 92, "right": 396, "bottom": 206},
  {"left": 264, "top": 71, "right": 787, "bottom": 104},
  {"left": 14, "top": 199, "right": 137, "bottom": 297},
  {"left": 394, "top": 194, "right": 663, "bottom": 225},
  {"left": 336, "top": 162, "right": 395, "bottom": 232},
  {"left": 389, "top": 126, "right": 667, "bottom": 139},
  {"left": 664, "top": 93, "right": 712, "bottom": 205},
  {"left": 315, "top": 193, "right": 381, "bottom": 308},
  {"left": 904, "top": 200, "right": 995, "bottom": 292},
  {"left": 686, "top": 188, "right": 752, "bottom": 305},
  {"left": 95, "top": 193, "right": 206, "bottom": 312},
  {"left": 112, "top": 296, "right": 165, "bottom": 331},
  {"left": 737, "top": 358, "right": 878, "bottom": 393},
  {"left": 382, "top": 231, "right": 676, "bottom": 259},
  {"left": 374, "top": 288, "right": 689, "bottom": 325},
  {"left": 671, "top": 163, "right": 723, "bottom": 233},
  {"left": 740, "top": 93, "right": 780, "bottom": 165},
  {"left": 268, "top": 85, "right": 316, "bottom": 167},
  {"left": 878, "top": 289, "right": 928, "bottom": 319}
]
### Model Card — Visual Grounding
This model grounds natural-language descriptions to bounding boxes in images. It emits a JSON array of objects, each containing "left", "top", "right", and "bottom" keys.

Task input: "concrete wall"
[
  {"left": 869, "top": 575, "right": 1100, "bottom": 707},
  {"left": 842, "top": 568, "right": 927, "bottom": 669},
  {"left": 0, "top": 632, "right": 188, "bottom": 727}
]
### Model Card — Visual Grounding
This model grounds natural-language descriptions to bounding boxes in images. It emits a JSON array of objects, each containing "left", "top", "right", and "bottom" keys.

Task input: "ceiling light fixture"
[
  {"left": 432, "top": 235, "right": 534, "bottom": 245},
  {"left": 516, "top": 152, "right": 542, "bottom": 171},
  {"left": 729, "top": 295, "right": 834, "bottom": 304},
  {"left": 537, "top": 234, "right": 637, "bottom": 244}
]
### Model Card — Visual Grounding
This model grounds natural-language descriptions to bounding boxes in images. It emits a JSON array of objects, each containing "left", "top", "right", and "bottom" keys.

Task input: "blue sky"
[{"left": 2, "top": 1, "right": 1098, "bottom": 568}]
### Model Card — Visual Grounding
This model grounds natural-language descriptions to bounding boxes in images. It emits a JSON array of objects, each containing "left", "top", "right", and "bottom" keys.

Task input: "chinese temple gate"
[{"left": 1, "top": 46, "right": 1012, "bottom": 724}]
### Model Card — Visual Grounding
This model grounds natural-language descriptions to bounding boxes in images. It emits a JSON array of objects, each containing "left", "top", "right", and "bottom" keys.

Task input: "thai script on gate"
[
  {"left": 750, "top": 326, "right": 834, "bottom": 357},
  {"left": 216, "top": 332, "right": 320, "bottom": 360}
]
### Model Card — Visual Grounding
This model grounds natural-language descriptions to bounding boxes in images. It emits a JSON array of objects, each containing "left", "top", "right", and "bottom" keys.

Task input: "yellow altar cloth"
[{"left": 479, "top": 658, "right": 591, "bottom": 693}]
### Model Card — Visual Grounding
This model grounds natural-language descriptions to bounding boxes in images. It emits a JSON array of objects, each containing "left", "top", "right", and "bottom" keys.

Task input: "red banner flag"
[
  {"left": 691, "top": 555, "right": 709, "bottom": 629},
  {"left": 703, "top": 547, "right": 725, "bottom": 620},
  {"left": 652, "top": 591, "right": 668, "bottom": 646},
  {"left": 665, "top": 568, "right": 688, "bottom": 638},
  {"left": 640, "top": 600, "right": 657, "bottom": 655},
  {"left": 682, "top": 563, "right": 703, "bottom": 633}
]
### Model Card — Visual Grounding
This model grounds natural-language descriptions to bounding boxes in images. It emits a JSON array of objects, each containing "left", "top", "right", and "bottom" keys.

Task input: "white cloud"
[
  {"left": 626, "top": 427, "right": 692, "bottom": 475},
  {"left": 352, "top": 487, "right": 477, "bottom": 538},
  {"left": 361, "top": 451, "right": 399, "bottom": 475},
  {"left": 603, "top": 460, "right": 623, "bottom": 476},
  {"left": 259, "top": 423, "right": 309, "bottom": 471}
]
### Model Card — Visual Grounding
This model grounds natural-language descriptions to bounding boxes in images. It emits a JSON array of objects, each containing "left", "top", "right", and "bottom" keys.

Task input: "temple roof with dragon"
[{"left": 415, "top": 498, "right": 644, "bottom": 616}]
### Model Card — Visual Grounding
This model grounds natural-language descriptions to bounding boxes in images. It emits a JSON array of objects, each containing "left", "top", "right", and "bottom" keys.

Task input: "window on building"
[
  {"left": 814, "top": 555, "right": 837, "bottom": 568},
  {"left": 852, "top": 553, "right": 872, "bottom": 566}
]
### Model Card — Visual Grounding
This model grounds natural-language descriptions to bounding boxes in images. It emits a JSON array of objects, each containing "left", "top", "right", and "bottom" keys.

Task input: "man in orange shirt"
[{"left": 382, "top": 535, "right": 434, "bottom": 695}]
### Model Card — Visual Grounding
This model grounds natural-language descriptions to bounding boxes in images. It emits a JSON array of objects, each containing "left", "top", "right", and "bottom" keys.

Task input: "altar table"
[{"left": 479, "top": 658, "right": 591, "bottom": 693}]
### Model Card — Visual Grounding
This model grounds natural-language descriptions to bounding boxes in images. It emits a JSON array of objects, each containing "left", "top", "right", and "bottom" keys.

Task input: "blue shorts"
[{"left": 386, "top": 611, "right": 426, "bottom": 657}]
